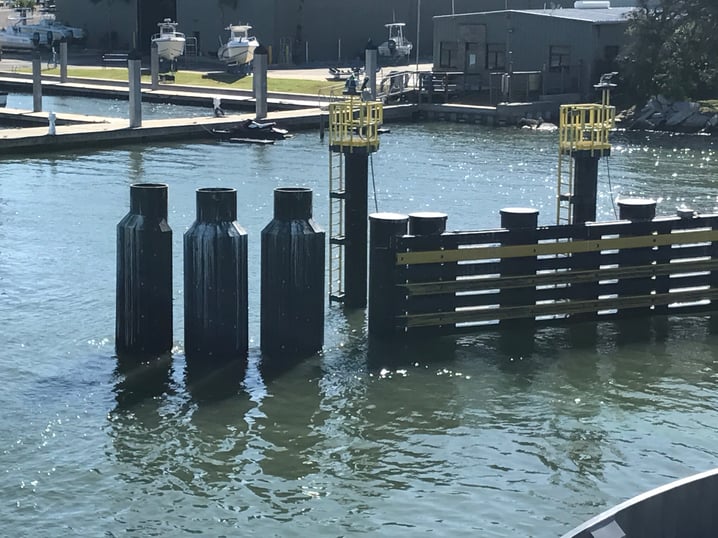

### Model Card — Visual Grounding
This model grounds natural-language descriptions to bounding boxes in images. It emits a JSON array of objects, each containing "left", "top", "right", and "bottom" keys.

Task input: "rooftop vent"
[{"left": 573, "top": 1, "right": 611, "bottom": 8}]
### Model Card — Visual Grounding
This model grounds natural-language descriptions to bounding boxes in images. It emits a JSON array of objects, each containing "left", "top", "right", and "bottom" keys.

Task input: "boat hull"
[
  {"left": 218, "top": 43, "right": 257, "bottom": 66},
  {"left": 562, "top": 468, "right": 718, "bottom": 538},
  {"left": 154, "top": 38, "right": 186, "bottom": 61},
  {"left": 0, "top": 31, "right": 35, "bottom": 50},
  {"left": 378, "top": 41, "right": 412, "bottom": 58}
]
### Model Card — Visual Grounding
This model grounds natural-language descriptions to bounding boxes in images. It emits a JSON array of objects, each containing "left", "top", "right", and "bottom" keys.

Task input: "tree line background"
[{"left": 620, "top": 0, "right": 718, "bottom": 104}]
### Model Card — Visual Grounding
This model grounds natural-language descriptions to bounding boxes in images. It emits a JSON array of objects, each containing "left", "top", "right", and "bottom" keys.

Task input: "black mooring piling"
[
  {"left": 184, "top": 187, "right": 248, "bottom": 362},
  {"left": 260, "top": 187, "right": 325, "bottom": 361},
  {"left": 572, "top": 150, "right": 603, "bottom": 224},
  {"left": 368, "top": 212, "right": 409, "bottom": 338},
  {"left": 344, "top": 152, "right": 370, "bottom": 308},
  {"left": 499, "top": 207, "right": 539, "bottom": 328},
  {"left": 408, "top": 212, "right": 451, "bottom": 335},
  {"left": 617, "top": 198, "right": 658, "bottom": 319},
  {"left": 116, "top": 183, "right": 173, "bottom": 357}
]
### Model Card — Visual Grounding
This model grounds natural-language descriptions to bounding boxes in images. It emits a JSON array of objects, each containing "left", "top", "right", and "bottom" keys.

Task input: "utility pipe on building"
[{"left": 415, "top": 0, "right": 421, "bottom": 72}]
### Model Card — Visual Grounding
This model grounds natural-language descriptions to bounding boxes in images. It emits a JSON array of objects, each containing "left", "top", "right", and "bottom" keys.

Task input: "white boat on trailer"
[
  {"left": 377, "top": 22, "right": 413, "bottom": 62},
  {"left": 217, "top": 23, "right": 259, "bottom": 73},
  {"left": 0, "top": 27, "right": 35, "bottom": 50},
  {"left": 9, "top": 14, "right": 83, "bottom": 46},
  {"left": 151, "top": 18, "right": 186, "bottom": 62}
]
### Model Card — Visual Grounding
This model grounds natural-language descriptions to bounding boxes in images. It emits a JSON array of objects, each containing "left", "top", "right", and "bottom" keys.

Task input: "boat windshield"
[{"left": 230, "top": 26, "right": 251, "bottom": 39}]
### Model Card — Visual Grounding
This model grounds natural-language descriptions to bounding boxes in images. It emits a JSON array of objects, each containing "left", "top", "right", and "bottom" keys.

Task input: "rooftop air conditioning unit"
[{"left": 573, "top": 0, "right": 611, "bottom": 7}]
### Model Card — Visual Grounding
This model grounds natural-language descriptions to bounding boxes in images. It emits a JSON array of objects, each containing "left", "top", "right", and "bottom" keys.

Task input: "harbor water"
[{"left": 1, "top": 109, "right": 718, "bottom": 536}]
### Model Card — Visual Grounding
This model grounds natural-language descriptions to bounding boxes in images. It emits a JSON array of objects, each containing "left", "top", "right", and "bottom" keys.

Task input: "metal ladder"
[
  {"left": 556, "top": 142, "right": 575, "bottom": 225},
  {"left": 328, "top": 149, "right": 345, "bottom": 302}
]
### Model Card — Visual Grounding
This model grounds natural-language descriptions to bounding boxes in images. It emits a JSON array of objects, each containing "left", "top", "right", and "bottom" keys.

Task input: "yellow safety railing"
[
  {"left": 558, "top": 103, "right": 615, "bottom": 155},
  {"left": 328, "top": 94, "right": 383, "bottom": 152}
]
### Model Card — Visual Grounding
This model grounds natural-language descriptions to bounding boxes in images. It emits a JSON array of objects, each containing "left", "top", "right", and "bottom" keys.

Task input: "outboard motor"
[{"left": 387, "top": 39, "right": 396, "bottom": 55}]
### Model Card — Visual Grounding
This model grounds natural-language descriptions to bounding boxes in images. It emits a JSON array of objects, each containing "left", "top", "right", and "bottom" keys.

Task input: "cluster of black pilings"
[{"left": 116, "top": 183, "right": 325, "bottom": 379}]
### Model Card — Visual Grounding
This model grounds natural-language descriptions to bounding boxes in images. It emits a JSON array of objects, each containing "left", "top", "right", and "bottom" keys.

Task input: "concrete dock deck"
[{"left": 0, "top": 70, "right": 416, "bottom": 154}]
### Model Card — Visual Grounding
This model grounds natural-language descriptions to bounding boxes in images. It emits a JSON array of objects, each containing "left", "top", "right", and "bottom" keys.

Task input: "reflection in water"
[
  {"left": 4, "top": 125, "right": 718, "bottom": 536},
  {"left": 127, "top": 148, "right": 145, "bottom": 185},
  {"left": 113, "top": 354, "right": 174, "bottom": 409},
  {"left": 184, "top": 357, "right": 247, "bottom": 403}
]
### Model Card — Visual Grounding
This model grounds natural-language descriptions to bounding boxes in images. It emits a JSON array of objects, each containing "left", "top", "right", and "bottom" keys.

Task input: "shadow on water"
[
  {"left": 253, "top": 359, "right": 325, "bottom": 483},
  {"left": 113, "top": 353, "right": 174, "bottom": 409},
  {"left": 184, "top": 356, "right": 248, "bottom": 403}
]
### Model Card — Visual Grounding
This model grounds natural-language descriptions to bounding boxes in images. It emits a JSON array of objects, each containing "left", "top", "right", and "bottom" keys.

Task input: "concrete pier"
[
  {"left": 32, "top": 49, "right": 42, "bottom": 112},
  {"left": 128, "top": 50, "right": 142, "bottom": 128},
  {"left": 254, "top": 45, "right": 268, "bottom": 119}
]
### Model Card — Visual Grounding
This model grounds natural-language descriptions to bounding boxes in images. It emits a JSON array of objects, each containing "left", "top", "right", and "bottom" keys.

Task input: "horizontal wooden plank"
[
  {"left": 400, "top": 258, "right": 718, "bottom": 295},
  {"left": 401, "top": 288, "right": 718, "bottom": 327},
  {"left": 396, "top": 229, "right": 718, "bottom": 265}
]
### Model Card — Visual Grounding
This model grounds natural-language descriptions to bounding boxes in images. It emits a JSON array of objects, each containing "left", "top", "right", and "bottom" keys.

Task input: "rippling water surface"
[{"left": 1, "top": 113, "right": 718, "bottom": 536}]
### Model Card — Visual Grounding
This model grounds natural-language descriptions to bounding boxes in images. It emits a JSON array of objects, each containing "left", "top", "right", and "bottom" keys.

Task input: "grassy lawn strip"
[{"left": 28, "top": 66, "right": 344, "bottom": 95}]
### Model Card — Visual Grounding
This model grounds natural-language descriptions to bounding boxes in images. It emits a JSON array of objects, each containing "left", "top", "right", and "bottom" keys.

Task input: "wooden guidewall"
[{"left": 368, "top": 213, "right": 718, "bottom": 338}]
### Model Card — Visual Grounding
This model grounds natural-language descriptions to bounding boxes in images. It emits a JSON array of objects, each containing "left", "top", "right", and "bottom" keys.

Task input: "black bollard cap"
[
  {"left": 273, "top": 187, "right": 312, "bottom": 220},
  {"left": 130, "top": 183, "right": 168, "bottom": 219},
  {"left": 369, "top": 212, "right": 409, "bottom": 248},
  {"left": 618, "top": 198, "right": 656, "bottom": 222},
  {"left": 500, "top": 207, "right": 539, "bottom": 229},
  {"left": 408, "top": 211, "right": 448, "bottom": 236},
  {"left": 196, "top": 187, "right": 237, "bottom": 222}
]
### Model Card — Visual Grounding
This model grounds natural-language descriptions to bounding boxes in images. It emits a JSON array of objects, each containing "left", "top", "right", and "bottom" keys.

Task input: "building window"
[
  {"left": 486, "top": 43, "right": 505, "bottom": 71},
  {"left": 549, "top": 45, "right": 570, "bottom": 72},
  {"left": 440, "top": 41, "right": 458, "bottom": 69},
  {"left": 603, "top": 45, "right": 619, "bottom": 61}
]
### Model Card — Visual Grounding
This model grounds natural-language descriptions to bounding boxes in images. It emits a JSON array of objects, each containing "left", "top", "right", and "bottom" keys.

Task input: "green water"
[{"left": 1, "top": 119, "right": 717, "bottom": 536}]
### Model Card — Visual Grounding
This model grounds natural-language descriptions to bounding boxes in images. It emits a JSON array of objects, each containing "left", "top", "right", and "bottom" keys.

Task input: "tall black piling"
[
  {"left": 184, "top": 187, "right": 248, "bottom": 363},
  {"left": 407, "top": 212, "right": 451, "bottom": 335},
  {"left": 344, "top": 152, "right": 370, "bottom": 308},
  {"left": 368, "top": 212, "right": 409, "bottom": 338},
  {"left": 116, "top": 183, "right": 173, "bottom": 357},
  {"left": 260, "top": 187, "right": 325, "bottom": 365},
  {"left": 572, "top": 149, "right": 610, "bottom": 224},
  {"left": 618, "top": 197, "right": 657, "bottom": 320},
  {"left": 499, "top": 207, "right": 538, "bottom": 356}
]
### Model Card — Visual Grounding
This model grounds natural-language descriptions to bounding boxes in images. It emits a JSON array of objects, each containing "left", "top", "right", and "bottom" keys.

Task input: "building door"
[
  {"left": 137, "top": 0, "right": 177, "bottom": 53},
  {"left": 465, "top": 42, "right": 482, "bottom": 90}
]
